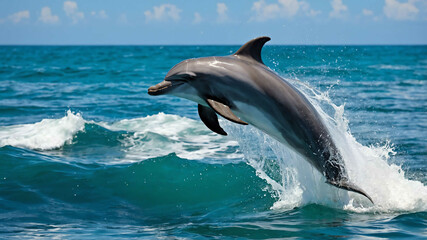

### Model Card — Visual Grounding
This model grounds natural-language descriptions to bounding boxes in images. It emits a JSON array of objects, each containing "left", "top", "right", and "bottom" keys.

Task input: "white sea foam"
[
  {"left": 78, "top": 66, "right": 92, "bottom": 70},
  {"left": 0, "top": 110, "right": 241, "bottom": 163},
  {"left": 100, "top": 113, "right": 242, "bottom": 162},
  {"left": 0, "top": 110, "right": 85, "bottom": 150},
  {"left": 369, "top": 64, "right": 410, "bottom": 70},
  {"left": 223, "top": 77, "right": 427, "bottom": 213}
]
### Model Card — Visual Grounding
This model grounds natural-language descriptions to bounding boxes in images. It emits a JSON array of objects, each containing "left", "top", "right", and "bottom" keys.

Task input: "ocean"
[{"left": 0, "top": 45, "right": 426, "bottom": 239}]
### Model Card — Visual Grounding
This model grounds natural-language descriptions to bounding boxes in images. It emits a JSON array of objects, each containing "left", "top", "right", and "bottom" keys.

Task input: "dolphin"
[{"left": 148, "top": 36, "right": 373, "bottom": 204}]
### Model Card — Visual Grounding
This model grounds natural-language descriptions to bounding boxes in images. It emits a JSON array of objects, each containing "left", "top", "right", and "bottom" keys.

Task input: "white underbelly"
[{"left": 233, "top": 101, "right": 291, "bottom": 147}]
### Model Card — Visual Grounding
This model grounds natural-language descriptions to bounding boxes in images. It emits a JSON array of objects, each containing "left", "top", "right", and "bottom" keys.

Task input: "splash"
[{"left": 222, "top": 77, "right": 427, "bottom": 213}]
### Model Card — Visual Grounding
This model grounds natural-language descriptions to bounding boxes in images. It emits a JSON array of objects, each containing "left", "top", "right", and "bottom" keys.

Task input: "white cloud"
[
  {"left": 300, "top": 1, "right": 321, "bottom": 17},
  {"left": 217, "top": 3, "right": 228, "bottom": 22},
  {"left": 329, "top": 0, "right": 348, "bottom": 19},
  {"left": 277, "top": 0, "right": 300, "bottom": 16},
  {"left": 99, "top": 10, "right": 107, "bottom": 19},
  {"left": 144, "top": 4, "right": 181, "bottom": 22},
  {"left": 193, "top": 12, "right": 202, "bottom": 24},
  {"left": 8, "top": 10, "right": 30, "bottom": 23},
  {"left": 362, "top": 9, "right": 374, "bottom": 16},
  {"left": 39, "top": 7, "right": 59, "bottom": 24},
  {"left": 384, "top": 0, "right": 419, "bottom": 20},
  {"left": 63, "top": 1, "right": 84, "bottom": 24},
  {"left": 118, "top": 13, "right": 128, "bottom": 24},
  {"left": 252, "top": 0, "right": 281, "bottom": 21},
  {"left": 251, "top": 0, "right": 319, "bottom": 21},
  {"left": 91, "top": 10, "right": 108, "bottom": 19}
]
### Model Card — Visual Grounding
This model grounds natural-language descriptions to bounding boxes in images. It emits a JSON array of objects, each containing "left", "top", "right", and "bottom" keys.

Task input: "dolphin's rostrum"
[{"left": 148, "top": 37, "right": 373, "bottom": 204}]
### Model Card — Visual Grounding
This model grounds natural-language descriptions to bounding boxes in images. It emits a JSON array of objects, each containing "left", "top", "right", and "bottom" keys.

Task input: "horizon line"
[{"left": 1, "top": 43, "right": 426, "bottom": 47}]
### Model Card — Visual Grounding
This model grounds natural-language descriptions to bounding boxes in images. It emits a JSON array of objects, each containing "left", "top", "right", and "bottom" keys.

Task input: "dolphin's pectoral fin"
[
  {"left": 198, "top": 104, "right": 227, "bottom": 136},
  {"left": 327, "top": 180, "right": 374, "bottom": 204},
  {"left": 233, "top": 36, "right": 270, "bottom": 64},
  {"left": 206, "top": 99, "right": 248, "bottom": 125}
]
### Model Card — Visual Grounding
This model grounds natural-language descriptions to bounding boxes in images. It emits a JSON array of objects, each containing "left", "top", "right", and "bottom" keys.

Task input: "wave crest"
[
  {"left": 100, "top": 113, "right": 242, "bottom": 162},
  {"left": 0, "top": 111, "right": 241, "bottom": 164},
  {"left": 0, "top": 110, "right": 85, "bottom": 150}
]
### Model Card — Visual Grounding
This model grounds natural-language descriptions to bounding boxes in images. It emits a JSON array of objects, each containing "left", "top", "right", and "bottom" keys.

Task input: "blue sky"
[{"left": 0, "top": 0, "right": 426, "bottom": 45}]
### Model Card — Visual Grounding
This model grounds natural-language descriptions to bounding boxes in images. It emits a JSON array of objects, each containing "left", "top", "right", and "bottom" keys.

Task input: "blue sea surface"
[{"left": 0, "top": 45, "right": 426, "bottom": 239}]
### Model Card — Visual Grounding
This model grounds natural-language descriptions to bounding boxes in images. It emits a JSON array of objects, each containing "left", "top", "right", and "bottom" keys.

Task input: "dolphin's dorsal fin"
[
  {"left": 198, "top": 104, "right": 227, "bottom": 135},
  {"left": 233, "top": 36, "right": 271, "bottom": 64},
  {"left": 206, "top": 99, "right": 248, "bottom": 125}
]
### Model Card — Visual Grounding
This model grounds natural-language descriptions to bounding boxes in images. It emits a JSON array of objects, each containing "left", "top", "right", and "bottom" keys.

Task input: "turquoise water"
[{"left": 0, "top": 45, "right": 426, "bottom": 239}]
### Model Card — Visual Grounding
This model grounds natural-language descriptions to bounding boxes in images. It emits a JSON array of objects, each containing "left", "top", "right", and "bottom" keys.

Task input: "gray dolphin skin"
[{"left": 148, "top": 37, "right": 373, "bottom": 204}]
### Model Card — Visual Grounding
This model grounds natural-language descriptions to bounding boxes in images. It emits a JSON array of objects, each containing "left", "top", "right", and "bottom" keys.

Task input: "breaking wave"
[
  {"left": 0, "top": 111, "right": 241, "bottom": 164},
  {"left": 0, "top": 81, "right": 425, "bottom": 213}
]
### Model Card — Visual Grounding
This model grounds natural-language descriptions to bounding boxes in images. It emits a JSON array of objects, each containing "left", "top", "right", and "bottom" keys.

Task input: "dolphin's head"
[
  {"left": 148, "top": 57, "right": 237, "bottom": 106},
  {"left": 148, "top": 59, "right": 197, "bottom": 96}
]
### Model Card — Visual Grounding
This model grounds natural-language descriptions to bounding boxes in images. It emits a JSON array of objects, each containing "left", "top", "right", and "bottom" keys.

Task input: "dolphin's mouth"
[{"left": 148, "top": 80, "right": 184, "bottom": 96}]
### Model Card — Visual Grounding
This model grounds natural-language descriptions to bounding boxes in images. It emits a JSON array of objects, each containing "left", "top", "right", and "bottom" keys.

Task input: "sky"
[{"left": 0, "top": 0, "right": 426, "bottom": 45}]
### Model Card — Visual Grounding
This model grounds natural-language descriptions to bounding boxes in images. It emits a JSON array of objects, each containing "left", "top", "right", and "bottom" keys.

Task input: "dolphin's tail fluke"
[{"left": 327, "top": 180, "right": 374, "bottom": 204}]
